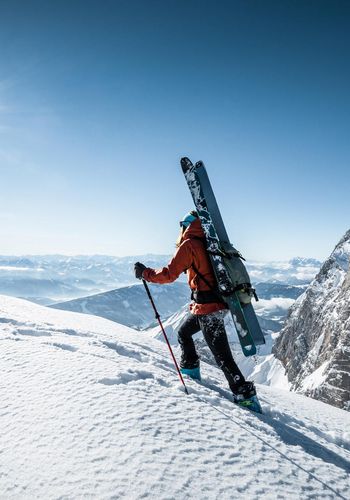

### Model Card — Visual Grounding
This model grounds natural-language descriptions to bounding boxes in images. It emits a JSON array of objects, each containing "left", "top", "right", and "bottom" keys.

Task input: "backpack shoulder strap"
[{"left": 191, "top": 263, "right": 225, "bottom": 303}]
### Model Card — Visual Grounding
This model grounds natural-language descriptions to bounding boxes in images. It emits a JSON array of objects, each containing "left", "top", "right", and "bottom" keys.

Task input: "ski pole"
[{"left": 142, "top": 279, "right": 189, "bottom": 395}]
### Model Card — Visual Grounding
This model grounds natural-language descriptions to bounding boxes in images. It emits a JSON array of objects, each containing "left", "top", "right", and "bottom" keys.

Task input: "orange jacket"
[{"left": 142, "top": 218, "right": 227, "bottom": 315}]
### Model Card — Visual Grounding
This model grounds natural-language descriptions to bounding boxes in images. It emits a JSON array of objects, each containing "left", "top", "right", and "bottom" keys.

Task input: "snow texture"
[{"left": 1, "top": 295, "right": 349, "bottom": 499}]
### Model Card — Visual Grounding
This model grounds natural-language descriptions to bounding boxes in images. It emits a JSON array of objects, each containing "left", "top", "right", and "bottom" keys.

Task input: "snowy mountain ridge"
[
  {"left": 51, "top": 282, "right": 190, "bottom": 329},
  {"left": 1, "top": 295, "right": 350, "bottom": 498},
  {"left": 274, "top": 229, "right": 350, "bottom": 411}
]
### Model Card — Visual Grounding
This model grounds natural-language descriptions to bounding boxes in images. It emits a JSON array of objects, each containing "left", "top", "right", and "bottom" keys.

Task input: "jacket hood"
[{"left": 182, "top": 218, "right": 205, "bottom": 241}]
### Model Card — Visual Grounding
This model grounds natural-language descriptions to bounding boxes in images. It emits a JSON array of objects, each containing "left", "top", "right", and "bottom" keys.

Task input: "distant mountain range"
[
  {"left": 0, "top": 254, "right": 321, "bottom": 330},
  {"left": 0, "top": 254, "right": 321, "bottom": 305},
  {"left": 0, "top": 255, "right": 173, "bottom": 303},
  {"left": 246, "top": 257, "right": 321, "bottom": 285}
]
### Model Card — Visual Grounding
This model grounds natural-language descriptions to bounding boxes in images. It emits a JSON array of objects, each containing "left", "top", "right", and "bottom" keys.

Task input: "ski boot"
[
  {"left": 180, "top": 363, "right": 201, "bottom": 381},
  {"left": 232, "top": 381, "right": 262, "bottom": 414}
]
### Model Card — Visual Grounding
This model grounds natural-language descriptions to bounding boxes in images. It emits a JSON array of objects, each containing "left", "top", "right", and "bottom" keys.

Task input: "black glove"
[{"left": 134, "top": 262, "right": 146, "bottom": 280}]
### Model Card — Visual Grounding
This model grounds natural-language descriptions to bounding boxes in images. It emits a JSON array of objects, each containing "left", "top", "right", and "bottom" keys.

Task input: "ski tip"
[
  {"left": 195, "top": 160, "right": 204, "bottom": 169},
  {"left": 180, "top": 157, "right": 193, "bottom": 173}
]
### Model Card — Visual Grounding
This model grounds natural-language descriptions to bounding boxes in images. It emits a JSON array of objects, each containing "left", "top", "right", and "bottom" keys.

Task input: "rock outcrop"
[{"left": 274, "top": 230, "right": 350, "bottom": 411}]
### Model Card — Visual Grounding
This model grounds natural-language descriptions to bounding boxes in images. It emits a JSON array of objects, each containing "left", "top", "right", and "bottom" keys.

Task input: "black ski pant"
[{"left": 178, "top": 311, "right": 245, "bottom": 392}]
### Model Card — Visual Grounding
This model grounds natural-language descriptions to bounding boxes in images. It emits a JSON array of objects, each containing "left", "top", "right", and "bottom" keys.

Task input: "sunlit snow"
[{"left": 2, "top": 295, "right": 348, "bottom": 498}]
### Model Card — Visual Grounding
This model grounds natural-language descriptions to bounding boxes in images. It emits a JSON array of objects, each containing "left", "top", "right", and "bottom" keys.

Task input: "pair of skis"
[{"left": 180, "top": 157, "right": 265, "bottom": 357}]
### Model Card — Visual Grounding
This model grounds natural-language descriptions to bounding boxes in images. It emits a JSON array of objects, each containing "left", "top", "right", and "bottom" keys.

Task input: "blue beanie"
[{"left": 180, "top": 211, "right": 198, "bottom": 228}]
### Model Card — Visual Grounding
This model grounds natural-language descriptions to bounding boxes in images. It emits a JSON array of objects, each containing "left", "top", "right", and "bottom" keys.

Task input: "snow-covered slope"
[
  {"left": 274, "top": 230, "right": 350, "bottom": 411},
  {"left": 2, "top": 295, "right": 349, "bottom": 498}
]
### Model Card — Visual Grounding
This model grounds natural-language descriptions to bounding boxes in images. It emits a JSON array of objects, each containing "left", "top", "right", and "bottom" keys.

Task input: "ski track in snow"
[{"left": 1, "top": 295, "right": 350, "bottom": 499}]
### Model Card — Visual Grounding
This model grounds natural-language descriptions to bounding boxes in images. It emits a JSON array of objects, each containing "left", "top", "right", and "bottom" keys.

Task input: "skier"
[{"left": 134, "top": 211, "right": 261, "bottom": 412}]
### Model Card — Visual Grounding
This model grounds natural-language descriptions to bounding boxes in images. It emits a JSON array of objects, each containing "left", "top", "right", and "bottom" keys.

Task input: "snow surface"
[{"left": 1, "top": 295, "right": 350, "bottom": 499}]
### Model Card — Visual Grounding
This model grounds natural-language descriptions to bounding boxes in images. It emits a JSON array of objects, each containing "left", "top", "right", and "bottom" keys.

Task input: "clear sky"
[{"left": 0, "top": 0, "right": 349, "bottom": 261}]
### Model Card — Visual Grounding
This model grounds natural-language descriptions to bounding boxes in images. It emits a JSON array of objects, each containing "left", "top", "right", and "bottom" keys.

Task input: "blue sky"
[{"left": 0, "top": 0, "right": 349, "bottom": 260}]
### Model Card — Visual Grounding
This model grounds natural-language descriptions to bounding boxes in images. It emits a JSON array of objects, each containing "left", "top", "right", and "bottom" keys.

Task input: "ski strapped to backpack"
[
  {"left": 190, "top": 263, "right": 258, "bottom": 306},
  {"left": 180, "top": 157, "right": 265, "bottom": 357},
  {"left": 206, "top": 249, "right": 259, "bottom": 303}
]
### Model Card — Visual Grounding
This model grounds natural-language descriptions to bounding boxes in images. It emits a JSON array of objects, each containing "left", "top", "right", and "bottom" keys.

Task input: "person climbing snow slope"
[{"left": 134, "top": 211, "right": 262, "bottom": 413}]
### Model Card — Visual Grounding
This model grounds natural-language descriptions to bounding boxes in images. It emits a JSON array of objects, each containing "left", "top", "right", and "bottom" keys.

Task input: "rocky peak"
[{"left": 273, "top": 230, "right": 350, "bottom": 411}]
